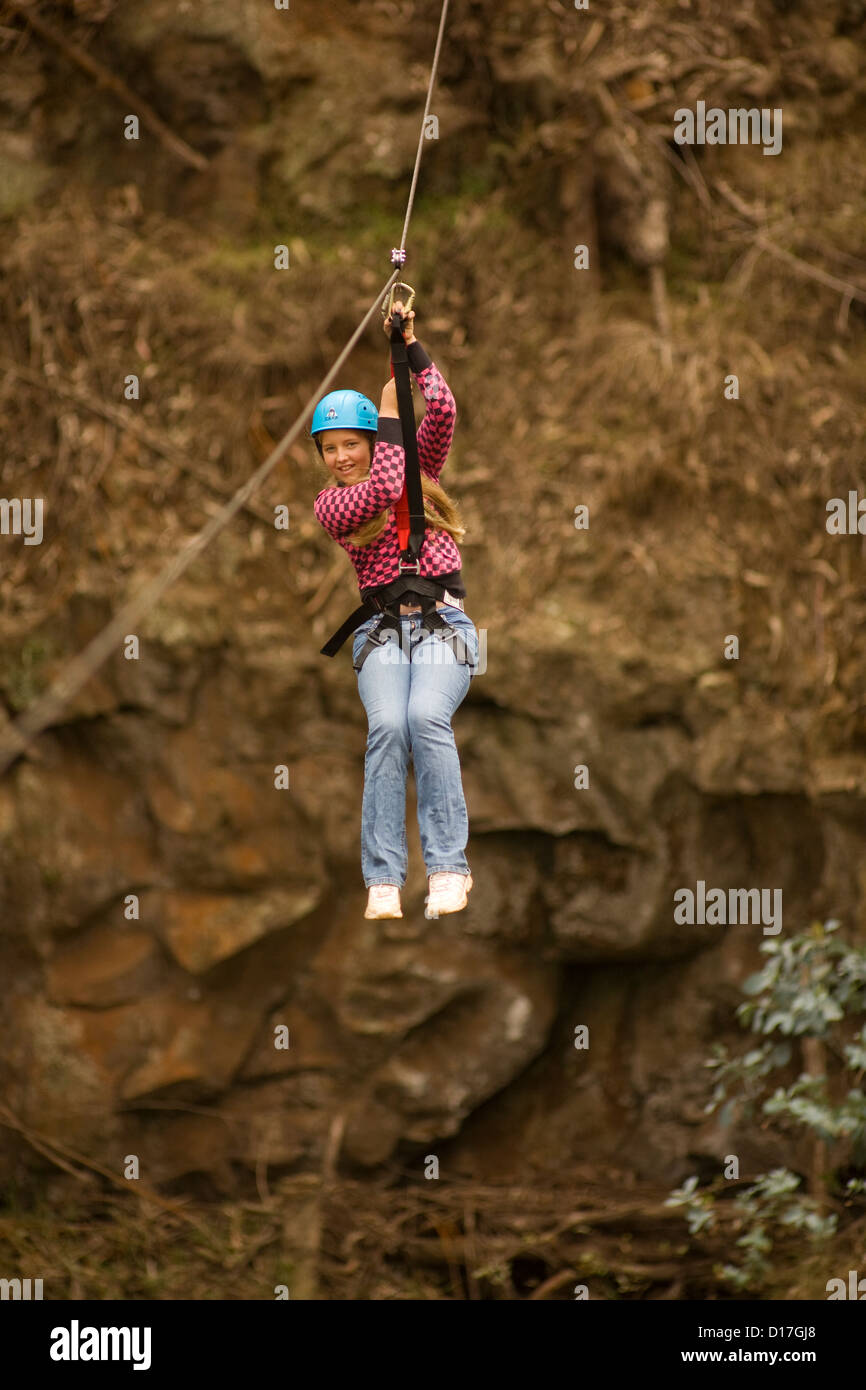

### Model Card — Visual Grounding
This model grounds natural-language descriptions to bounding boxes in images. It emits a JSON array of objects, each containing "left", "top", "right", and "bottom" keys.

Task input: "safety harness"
[{"left": 320, "top": 264, "right": 473, "bottom": 673}]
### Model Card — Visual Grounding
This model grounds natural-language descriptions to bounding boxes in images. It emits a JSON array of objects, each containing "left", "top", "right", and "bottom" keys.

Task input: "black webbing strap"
[
  {"left": 416, "top": 606, "right": 474, "bottom": 666},
  {"left": 319, "top": 575, "right": 447, "bottom": 658},
  {"left": 352, "top": 595, "right": 473, "bottom": 673},
  {"left": 318, "top": 312, "right": 434, "bottom": 660},
  {"left": 319, "top": 597, "right": 378, "bottom": 657},
  {"left": 390, "top": 316, "right": 426, "bottom": 564}
]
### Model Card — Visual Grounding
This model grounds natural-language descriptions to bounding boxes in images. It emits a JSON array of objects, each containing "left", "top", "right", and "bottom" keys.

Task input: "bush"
[{"left": 665, "top": 919, "right": 866, "bottom": 1292}]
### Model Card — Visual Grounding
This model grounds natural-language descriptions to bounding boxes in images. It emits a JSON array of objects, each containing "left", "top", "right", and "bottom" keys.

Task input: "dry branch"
[
  {"left": 752, "top": 236, "right": 866, "bottom": 309},
  {"left": 0, "top": 356, "right": 274, "bottom": 527},
  {"left": 713, "top": 178, "right": 866, "bottom": 309},
  {"left": 8, "top": 1, "right": 208, "bottom": 170},
  {"left": 0, "top": 1102, "right": 213, "bottom": 1239}
]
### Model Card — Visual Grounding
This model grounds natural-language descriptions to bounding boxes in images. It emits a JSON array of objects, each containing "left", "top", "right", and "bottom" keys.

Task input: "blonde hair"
[
  {"left": 320, "top": 435, "right": 466, "bottom": 549},
  {"left": 349, "top": 474, "right": 466, "bottom": 548}
]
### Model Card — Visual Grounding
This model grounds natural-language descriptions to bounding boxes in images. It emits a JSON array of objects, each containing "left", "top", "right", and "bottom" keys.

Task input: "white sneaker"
[
  {"left": 364, "top": 884, "right": 403, "bottom": 919},
  {"left": 424, "top": 872, "right": 473, "bottom": 919}
]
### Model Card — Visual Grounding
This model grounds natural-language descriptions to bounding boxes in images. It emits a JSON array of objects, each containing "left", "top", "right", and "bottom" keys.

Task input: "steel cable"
[{"left": 0, "top": 0, "right": 451, "bottom": 775}]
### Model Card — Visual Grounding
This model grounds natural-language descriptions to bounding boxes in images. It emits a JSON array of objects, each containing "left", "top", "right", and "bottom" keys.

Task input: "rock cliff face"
[{"left": 1, "top": 0, "right": 865, "bottom": 1208}]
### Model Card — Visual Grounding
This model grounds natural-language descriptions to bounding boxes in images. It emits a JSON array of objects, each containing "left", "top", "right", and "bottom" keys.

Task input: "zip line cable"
[
  {"left": 0, "top": 274, "right": 398, "bottom": 773},
  {"left": 0, "top": 0, "right": 451, "bottom": 777},
  {"left": 398, "top": 0, "right": 450, "bottom": 257}
]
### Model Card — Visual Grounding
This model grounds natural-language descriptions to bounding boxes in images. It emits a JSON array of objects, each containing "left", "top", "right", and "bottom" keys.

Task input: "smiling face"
[{"left": 320, "top": 429, "right": 373, "bottom": 485}]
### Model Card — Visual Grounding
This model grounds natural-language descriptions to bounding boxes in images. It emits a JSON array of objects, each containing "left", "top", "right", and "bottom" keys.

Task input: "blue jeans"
[{"left": 351, "top": 605, "right": 478, "bottom": 887}]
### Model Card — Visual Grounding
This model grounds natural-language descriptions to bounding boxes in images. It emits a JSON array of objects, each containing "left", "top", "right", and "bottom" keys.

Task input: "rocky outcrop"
[
  {"left": 2, "top": 0, "right": 865, "bottom": 1198},
  {"left": 0, "top": 601, "right": 857, "bottom": 1187}
]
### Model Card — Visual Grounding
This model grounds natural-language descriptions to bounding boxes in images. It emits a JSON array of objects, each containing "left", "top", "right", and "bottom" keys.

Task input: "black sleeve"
[
  {"left": 407, "top": 339, "right": 433, "bottom": 373},
  {"left": 375, "top": 415, "right": 403, "bottom": 444}
]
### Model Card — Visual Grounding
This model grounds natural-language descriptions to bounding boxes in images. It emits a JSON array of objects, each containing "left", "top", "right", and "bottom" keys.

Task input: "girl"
[{"left": 312, "top": 302, "right": 478, "bottom": 922}]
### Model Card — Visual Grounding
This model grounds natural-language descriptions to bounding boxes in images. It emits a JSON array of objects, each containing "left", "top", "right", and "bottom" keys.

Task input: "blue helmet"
[{"left": 311, "top": 390, "right": 378, "bottom": 453}]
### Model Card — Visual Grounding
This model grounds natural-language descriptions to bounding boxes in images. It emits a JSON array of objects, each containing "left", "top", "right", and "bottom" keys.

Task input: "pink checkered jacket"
[{"left": 313, "top": 341, "right": 463, "bottom": 597}]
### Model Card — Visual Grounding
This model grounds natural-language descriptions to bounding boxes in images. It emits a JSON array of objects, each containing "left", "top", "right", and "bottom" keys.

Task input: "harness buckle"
[{"left": 398, "top": 557, "right": 421, "bottom": 574}]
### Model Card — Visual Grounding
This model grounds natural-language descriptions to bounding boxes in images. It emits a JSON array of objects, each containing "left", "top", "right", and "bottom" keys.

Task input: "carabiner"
[{"left": 382, "top": 282, "right": 416, "bottom": 320}]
